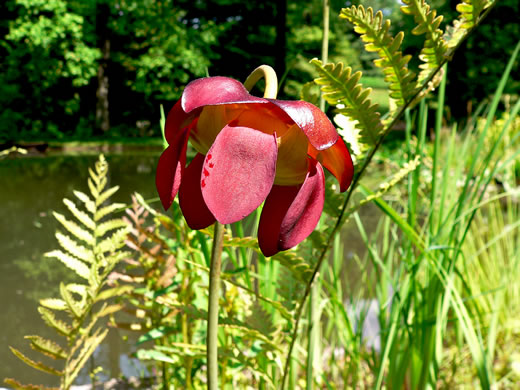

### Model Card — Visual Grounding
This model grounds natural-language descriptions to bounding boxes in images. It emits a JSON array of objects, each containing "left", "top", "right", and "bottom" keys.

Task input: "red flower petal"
[
  {"left": 182, "top": 77, "right": 266, "bottom": 114},
  {"left": 201, "top": 124, "right": 278, "bottom": 224},
  {"left": 268, "top": 100, "right": 338, "bottom": 151},
  {"left": 179, "top": 154, "right": 216, "bottom": 229},
  {"left": 309, "top": 137, "right": 354, "bottom": 192},
  {"left": 155, "top": 130, "right": 190, "bottom": 210},
  {"left": 164, "top": 99, "right": 198, "bottom": 144},
  {"left": 258, "top": 160, "right": 325, "bottom": 257}
]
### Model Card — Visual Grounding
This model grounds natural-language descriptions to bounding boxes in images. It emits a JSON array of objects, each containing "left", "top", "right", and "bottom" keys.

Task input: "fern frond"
[
  {"left": 39, "top": 298, "right": 67, "bottom": 311},
  {"left": 340, "top": 6, "right": 416, "bottom": 107},
  {"left": 401, "top": 0, "right": 448, "bottom": 84},
  {"left": 73, "top": 190, "right": 95, "bottom": 214},
  {"left": 95, "top": 202, "right": 125, "bottom": 222},
  {"left": 60, "top": 283, "right": 83, "bottom": 319},
  {"left": 25, "top": 335, "right": 67, "bottom": 360},
  {"left": 95, "top": 219, "right": 129, "bottom": 238},
  {"left": 96, "top": 186, "right": 119, "bottom": 207},
  {"left": 4, "top": 378, "right": 58, "bottom": 390},
  {"left": 9, "top": 347, "right": 63, "bottom": 376},
  {"left": 63, "top": 198, "right": 95, "bottom": 231},
  {"left": 63, "top": 328, "right": 108, "bottom": 388},
  {"left": 45, "top": 250, "right": 90, "bottom": 280},
  {"left": 38, "top": 307, "right": 72, "bottom": 336},
  {"left": 55, "top": 232, "right": 94, "bottom": 264},
  {"left": 445, "top": 0, "right": 492, "bottom": 49},
  {"left": 53, "top": 212, "right": 94, "bottom": 246},
  {"left": 311, "top": 59, "right": 384, "bottom": 145},
  {"left": 98, "top": 227, "right": 129, "bottom": 253}
]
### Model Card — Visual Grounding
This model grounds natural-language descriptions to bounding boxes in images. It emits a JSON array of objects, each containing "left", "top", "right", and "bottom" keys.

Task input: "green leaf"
[
  {"left": 63, "top": 198, "right": 95, "bottom": 230},
  {"left": 39, "top": 298, "right": 67, "bottom": 311},
  {"left": 96, "top": 186, "right": 119, "bottom": 206},
  {"left": 60, "top": 282, "right": 83, "bottom": 318},
  {"left": 95, "top": 202, "right": 126, "bottom": 222},
  {"left": 53, "top": 212, "right": 94, "bottom": 246},
  {"left": 38, "top": 307, "right": 72, "bottom": 336},
  {"left": 25, "top": 335, "right": 67, "bottom": 360},
  {"left": 45, "top": 250, "right": 90, "bottom": 280},
  {"left": 9, "top": 347, "right": 62, "bottom": 376},
  {"left": 340, "top": 5, "right": 416, "bottom": 107},
  {"left": 55, "top": 232, "right": 94, "bottom": 264},
  {"left": 311, "top": 59, "right": 384, "bottom": 146},
  {"left": 4, "top": 378, "right": 58, "bottom": 390},
  {"left": 95, "top": 218, "right": 129, "bottom": 238}
]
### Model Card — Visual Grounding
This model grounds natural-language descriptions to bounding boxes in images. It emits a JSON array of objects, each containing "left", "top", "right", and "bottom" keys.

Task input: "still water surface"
[{"left": 0, "top": 149, "right": 161, "bottom": 385}]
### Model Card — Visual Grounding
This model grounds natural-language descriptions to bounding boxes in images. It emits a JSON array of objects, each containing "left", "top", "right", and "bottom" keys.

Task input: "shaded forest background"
[{"left": 0, "top": 0, "right": 518, "bottom": 142}]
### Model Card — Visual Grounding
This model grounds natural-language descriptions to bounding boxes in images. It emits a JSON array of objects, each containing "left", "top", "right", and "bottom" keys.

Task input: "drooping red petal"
[
  {"left": 201, "top": 124, "right": 278, "bottom": 224},
  {"left": 258, "top": 160, "right": 325, "bottom": 257},
  {"left": 164, "top": 99, "right": 198, "bottom": 144},
  {"left": 179, "top": 154, "right": 216, "bottom": 229},
  {"left": 155, "top": 130, "right": 190, "bottom": 210},
  {"left": 268, "top": 100, "right": 338, "bottom": 151},
  {"left": 309, "top": 137, "right": 354, "bottom": 192},
  {"left": 182, "top": 77, "right": 266, "bottom": 114}
]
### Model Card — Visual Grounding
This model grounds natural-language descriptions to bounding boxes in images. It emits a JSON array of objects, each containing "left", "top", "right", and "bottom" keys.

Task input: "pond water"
[
  {"left": 0, "top": 147, "right": 378, "bottom": 386},
  {"left": 0, "top": 148, "right": 161, "bottom": 386}
]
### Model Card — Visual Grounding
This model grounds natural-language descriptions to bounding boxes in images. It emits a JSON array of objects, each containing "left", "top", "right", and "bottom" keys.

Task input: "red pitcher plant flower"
[{"left": 156, "top": 69, "right": 353, "bottom": 256}]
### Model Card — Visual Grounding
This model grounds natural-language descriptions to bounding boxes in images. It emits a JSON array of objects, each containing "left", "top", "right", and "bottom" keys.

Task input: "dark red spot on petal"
[
  {"left": 209, "top": 162, "right": 214, "bottom": 168},
  {"left": 203, "top": 168, "right": 210, "bottom": 177},
  {"left": 201, "top": 179, "right": 206, "bottom": 188},
  {"left": 207, "top": 154, "right": 212, "bottom": 160}
]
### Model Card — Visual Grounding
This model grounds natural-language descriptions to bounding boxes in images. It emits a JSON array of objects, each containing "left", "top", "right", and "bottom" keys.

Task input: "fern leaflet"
[
  {"left": 340, "top": 5, "right": 416, "bottom": 107},
  {"left": 401, "top": 0, "right": 448, "bottom": 84},
  {"left": 311, "top": 59, "right": 384, "bottom": 146}
]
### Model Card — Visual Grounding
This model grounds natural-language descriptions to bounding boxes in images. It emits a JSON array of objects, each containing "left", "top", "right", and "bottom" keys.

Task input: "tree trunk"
[{"left": 96, "top": 4, "right": 110, "bottom": 133}]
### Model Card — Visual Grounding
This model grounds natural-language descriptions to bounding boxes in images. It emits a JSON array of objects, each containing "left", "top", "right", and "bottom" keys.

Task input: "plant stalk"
[{"left": 207, "top": 221, "right": 225, "bottom": 390}]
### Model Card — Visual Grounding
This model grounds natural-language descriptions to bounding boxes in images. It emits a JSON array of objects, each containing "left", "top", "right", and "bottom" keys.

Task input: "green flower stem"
[
  {"left": 207, "top": 221, "right": 225, "bottom": 390},
  {"left": 243, "top": 65, "right": 279, "bottom": 99}
]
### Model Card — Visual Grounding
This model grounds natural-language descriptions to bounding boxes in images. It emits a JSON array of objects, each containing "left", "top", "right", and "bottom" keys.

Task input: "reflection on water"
[{"left": 0, "top": 150, "right": 161, "bottom": 385}]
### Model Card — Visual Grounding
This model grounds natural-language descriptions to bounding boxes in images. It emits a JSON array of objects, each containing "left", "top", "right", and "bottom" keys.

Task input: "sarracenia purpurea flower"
[{"left": 156, "top": 66, "right": 353, "bottom": 256}]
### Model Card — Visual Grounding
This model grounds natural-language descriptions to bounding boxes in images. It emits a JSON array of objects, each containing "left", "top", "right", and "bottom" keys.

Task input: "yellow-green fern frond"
[
  {"left": 456, "top": 0, "right": 491, "bottom": 29},
  {"left": 25, "top": 335, "right": 67, "bottom": 360},
  {"left": 311, "top": 59, "right": 383, "bottom": 145},
  {"left": 44, "top": 250, "right": 90, "bottom": 280},
  {"left": 401, "top": 0, "right": 448, "bottom": 84},
  {"left": 340, "top": 5, "right": 415, "bottom": 107},
  {"left": 8, "top": 347, "right": 62, "bottom": 376},
  {"left": 445, "top": 0, "right": 493, "bottom": 49}
]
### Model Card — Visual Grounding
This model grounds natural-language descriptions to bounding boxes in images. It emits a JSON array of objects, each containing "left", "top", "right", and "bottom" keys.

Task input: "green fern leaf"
[
  {"left": 25, "top": 335, "right": 67, "bottom": 360},
  {"left": 4, "top": 378, "right": 58, "bottom": 390},
  {"left": 60, "top": 283, "right": 83, "bottom": 319},
  {"left": 87, "top": 177, "right": 99, "bottom": 200},
  {"left": 97, "top": 227, "right": 129, "bottom": 253},
  {"left": 63, "top": 198, "right": 95, "bottom": 231},
  {"left": 38, "top": 307, "right": 72, "bottom": 336},
  {"left": 55, "top": 232, "right": 94, "bottom": 264},
  {"left": 95, "top": 219, "right": 129, "bottom": 238},
  {"left": 400, "top": 0, "right": 448, "bottom": 84},
  {"left": 445, "top": 0, "right": 492, "bottom": 49},
  {"left": 311, "top": 59, "right": 384, "bottom": 145},
  {"left": 63, "top": 328, "right": 108, "bottom": 388},
  {"left": 96, "top": 185, "right": 119, "bottom": 207},
  {"left": 95, "top": 202, "right": 125, "bottom": 222},
  {"left": 9, "top": 347, "right": 62, "bottom": 376},
  {"left": 53, "top": 212, "right": 94, "bottom": 246},
  {"left": 95, "top": 285, "right": 134, "bottom": 302},
  {"left": 73, "top": 190, "right": 95, "bottom": 214},
  {"left": 340, "top": 5, "right": 416, "bottom": 107},
  {"left": 45, "top": 250, "right": 90, "bottom": 280},
  {"left": 39, "top": 298, "right": 67, "bottom": 311}
]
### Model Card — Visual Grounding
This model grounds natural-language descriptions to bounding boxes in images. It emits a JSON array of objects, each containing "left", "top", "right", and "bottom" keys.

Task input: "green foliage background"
[{"left": 0, "top": 0, "right": 518, "bottom": 141}]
